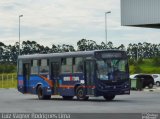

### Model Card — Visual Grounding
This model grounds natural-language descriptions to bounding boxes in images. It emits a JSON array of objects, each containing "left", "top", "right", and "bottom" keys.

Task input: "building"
[{"left": 121, "top": 0, "right": 160, "bottom": 28}]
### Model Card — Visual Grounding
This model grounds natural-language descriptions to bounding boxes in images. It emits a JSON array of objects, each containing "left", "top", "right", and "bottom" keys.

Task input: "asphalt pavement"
[{"left": 0, "top": 88, "right": 160, "bottom": 113}]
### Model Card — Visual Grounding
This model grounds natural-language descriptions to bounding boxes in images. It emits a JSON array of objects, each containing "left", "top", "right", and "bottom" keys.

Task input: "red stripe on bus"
[
  {"left": 59, "top": 85, "right": 95, "bottom": 89},
  {"left": 59, "top": 85, "right": 74, "bottom": 88}
]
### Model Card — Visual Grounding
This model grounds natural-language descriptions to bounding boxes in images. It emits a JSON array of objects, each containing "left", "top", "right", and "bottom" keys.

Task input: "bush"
[
  {"left": 153, "top": 57, "right": 160, "bottom": 66},
  {"left": 129, "top": 59, "right": 136, "bottom": 65},
  {"left": 137, "top": 58, "right": 143, "bottom": 64},
  {"left": 0, "top": 64, "right": 16, "bottom": 73},
  {"left": 134, "top": 65, "right": 142, "bottom": 73}
]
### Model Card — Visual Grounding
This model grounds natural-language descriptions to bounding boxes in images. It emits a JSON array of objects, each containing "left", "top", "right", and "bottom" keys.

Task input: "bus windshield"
[{"left": 96, "top": 59, "right": 128, "bottom": 81}]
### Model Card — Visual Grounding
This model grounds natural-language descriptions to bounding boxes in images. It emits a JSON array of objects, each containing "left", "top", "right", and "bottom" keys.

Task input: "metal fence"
[{"left": 0, "top": 74, "right": 17, "bottom": 88}]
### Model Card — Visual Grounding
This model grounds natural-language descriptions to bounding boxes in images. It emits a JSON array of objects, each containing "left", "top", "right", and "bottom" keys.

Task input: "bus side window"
[
  {"left": 73, "top": 57, "right": 83, "bottom": 73},
  {"left": 61, "top": 58, "right": 66, "bottom": 65},
  {"left": 39, "top": 59, "right": 49, "bottom": 74},
  {"left": 61, "top": 58, "right": 72, "bottom": 73},
  {"left": 61, "top": 58, "right": 66, "bottom": 73},
  {"left": 31, "top": 60, "right": 38, "bottom": 75},
  {"left": 18, "top": 60, "right": 23, "bottom": 75}
]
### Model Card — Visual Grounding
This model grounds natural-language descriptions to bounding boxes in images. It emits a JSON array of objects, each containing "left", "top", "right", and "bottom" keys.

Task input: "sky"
[{"left": 0, "top": 0, "right": 160, "bottom": 48}]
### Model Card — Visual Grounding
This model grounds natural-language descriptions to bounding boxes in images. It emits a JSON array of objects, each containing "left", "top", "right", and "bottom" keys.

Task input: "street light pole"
[
  {"left": 105, "top": 11, "right": 111, "bottom": 45},
  {"left": 19, "top": 15, "right": 23, "bottom": 55},
  {"left": 137, "top": 45, "right": 139, "bottom": 61}
]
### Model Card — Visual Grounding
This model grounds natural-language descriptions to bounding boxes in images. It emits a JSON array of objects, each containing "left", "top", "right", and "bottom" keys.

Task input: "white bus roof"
[{"left": 18, "top": 50, "right": 125, "bottom": 60}]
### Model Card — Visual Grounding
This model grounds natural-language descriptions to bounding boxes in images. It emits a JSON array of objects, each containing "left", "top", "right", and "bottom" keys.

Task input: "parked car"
[
  {"left": 130, "top": 74, "right": 154, "bottom": 89},
  {"left": 151, "top": 74, "right": 160, "bottom": 86},
  {"left": 130, "top": 74, "right": 139, "bottom": 79}
]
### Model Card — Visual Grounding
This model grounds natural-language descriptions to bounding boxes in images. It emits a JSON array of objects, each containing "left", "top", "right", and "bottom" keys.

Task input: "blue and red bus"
[{"left": 17, "top": 50, "right": 130, "bottom": 100}]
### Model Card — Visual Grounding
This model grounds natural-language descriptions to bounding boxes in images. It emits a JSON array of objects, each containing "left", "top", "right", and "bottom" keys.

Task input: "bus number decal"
[{"left": 63, "top": 77, "right": 79, "bottom": 81}]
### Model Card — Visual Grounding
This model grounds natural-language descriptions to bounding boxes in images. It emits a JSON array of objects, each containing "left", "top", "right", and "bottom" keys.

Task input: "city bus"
[{"left": 17, "top": 50, "right": 130, "bottom": 101}]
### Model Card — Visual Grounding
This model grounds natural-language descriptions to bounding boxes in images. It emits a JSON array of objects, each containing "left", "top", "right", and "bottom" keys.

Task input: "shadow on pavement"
[{"left": 26, "top": 97, "right": 134, "bottom": 103}]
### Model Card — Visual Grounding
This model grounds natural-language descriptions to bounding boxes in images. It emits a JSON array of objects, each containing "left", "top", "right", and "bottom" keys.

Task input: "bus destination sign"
[{"left": 96, "top": 52, "right": 125, "bottom": 59}]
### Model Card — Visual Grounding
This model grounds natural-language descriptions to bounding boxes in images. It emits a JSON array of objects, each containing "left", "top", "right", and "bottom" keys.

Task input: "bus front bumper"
[{"left": 95, "top": 88, "right": 130, "bottom": 96}]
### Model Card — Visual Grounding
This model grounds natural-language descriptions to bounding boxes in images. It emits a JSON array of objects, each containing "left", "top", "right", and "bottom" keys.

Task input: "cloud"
[{"left": 0, "top": 0, "right": 159, "bottom": 49}]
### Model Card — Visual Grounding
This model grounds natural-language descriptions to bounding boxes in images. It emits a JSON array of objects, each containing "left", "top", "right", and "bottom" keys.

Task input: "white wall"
[{"left": 121, "top": 0, "right": 160, "bottom": 26}]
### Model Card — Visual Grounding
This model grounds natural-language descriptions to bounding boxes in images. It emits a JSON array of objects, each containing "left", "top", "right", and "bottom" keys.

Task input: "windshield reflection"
[{"left": 96, "top": 59, "right": 128, "bottom": 80}]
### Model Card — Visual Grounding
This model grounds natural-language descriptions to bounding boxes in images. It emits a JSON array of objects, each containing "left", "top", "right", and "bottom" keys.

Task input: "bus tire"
[
  {"left": 76, "top": 86, "right": 89, "bottom": 100},
  {"left": 103, "top": 95, "right": 115, "bottom": 101},
  {"left": 44, "top": 95, "right": 51, "bottom": 100},
  {"left": 156, "top": 81, "right": 160, "bottom": 87},
  {"left": 148, "top": 83, "right": 153, "bottom": 89},
  {"left": 37, "top": 86, "right": 51, "bottom": 100},
  {"left": 63, "top": 96, "right": 74, "bottom": 100}
]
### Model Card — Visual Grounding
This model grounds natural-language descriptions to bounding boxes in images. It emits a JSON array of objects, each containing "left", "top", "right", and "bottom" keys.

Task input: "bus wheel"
[
  {"left": 156, "top": 82, "right": 160, "bottom": 87},
  {"left": 148, "top": 83, "right": 153, "bottom": 89},
  {"left": 63, "top": 96, "right": 74, "bottom": 100},
  {"left": 37, "top": 86, "right": 51, "bottom": 100},
  {"left": 76, "top": 86, "right": 89, "bottom": 100},
  {"left": 103, "top": 95, "right": 115, "bottom": 101},
  {"left": 45, "top": 95, "right": 51, "bottom": 100}
]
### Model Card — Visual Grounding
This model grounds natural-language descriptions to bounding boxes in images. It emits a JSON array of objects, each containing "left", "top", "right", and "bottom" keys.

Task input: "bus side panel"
[
  {"left": 17, "top": 75, "right": 25, "bottom": 93},
  {"left": 29, "top": 75, "right": 53, "bottom": 95},
  {"left": 18, "top": 74, "right": 53, "bottom": 95},
  {"left": 58, "top": 73, "right": 84, "bottom": 96}
]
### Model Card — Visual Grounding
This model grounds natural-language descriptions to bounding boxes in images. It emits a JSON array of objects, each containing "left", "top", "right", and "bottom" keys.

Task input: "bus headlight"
[{"left": 124, "top": 90, "right": 130, "bottom": 94}]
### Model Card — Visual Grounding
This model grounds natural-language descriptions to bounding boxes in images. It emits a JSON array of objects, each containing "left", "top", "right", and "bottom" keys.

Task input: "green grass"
[
  {"left": 129, "top": 59, "right": 160, "bottom": 74},
  {"left": 0, "top": 79, "right": 17, "bottom": 88},
  {"left": 0, "top": 73, "right": 17, "bottom": 88}
]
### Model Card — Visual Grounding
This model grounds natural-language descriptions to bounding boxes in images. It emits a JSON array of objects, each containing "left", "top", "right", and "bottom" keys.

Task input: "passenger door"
[
  {"left": 23, "top": 63, "right": 30, "bottom": 93},
  {"left": 51, "top": 62, "right": 60, "bottom": 95},
  {"left": 84, "top": 60, "right": 95, "bottom": 95}
]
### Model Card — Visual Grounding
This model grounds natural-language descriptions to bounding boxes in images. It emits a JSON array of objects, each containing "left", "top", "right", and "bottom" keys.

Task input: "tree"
[
  {"left": 77, "top": 39, "right": 98, "bottom": 51},
  {"left": 21, "top": 40, "right": 38, "bottom": 54},
  {"left": 98, "top": 42, "right": 107, "bottom": 49},
  {"left": 61, "top": 44, "right": 75, "bottom": 52},
  {"left": 0, "top": 42, "right": 6, "bottom": 63},
  {"left": 0, "top": 39, "right": 160, "bottom": 68},
  {"left": 107, "top": 41, "right": 113, "bottom": 49},
  {"left": 10, "top": 42, "right": 19, "bottom": 64},
  {"left": 118, "top": 44, "right": 125, "bottom": 50}
]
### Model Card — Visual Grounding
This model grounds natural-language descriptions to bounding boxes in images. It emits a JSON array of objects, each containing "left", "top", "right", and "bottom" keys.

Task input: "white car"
[
  {"left": 130, "top": 74, "right": 139, "bottom": 79},
  {"left": 151, "top": 74, "right": 160, "bottom": 86}
]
